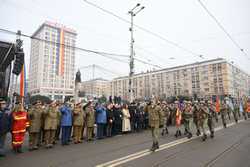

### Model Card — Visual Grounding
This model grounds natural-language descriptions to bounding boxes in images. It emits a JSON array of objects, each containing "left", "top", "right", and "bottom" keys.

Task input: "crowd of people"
[{"left": 0, "top": 96, "right": 249, "bottom": 156}]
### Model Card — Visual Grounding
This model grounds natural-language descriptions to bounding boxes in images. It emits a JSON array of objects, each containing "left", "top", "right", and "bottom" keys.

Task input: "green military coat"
[
  {"left": 28, "top": 106, "right": 44, "bottom": 133},
  {"left": 73, "top": 106, "right": 85, "bottom": 126},
  {"left": 85, "top": 106, "right": 95, "bottom": 128},
  {"left": 44, "top": 106, "right": 60, "bottom": 130},
  {"left": 145, "top": 104, "right": 163, "bottom": 128}
]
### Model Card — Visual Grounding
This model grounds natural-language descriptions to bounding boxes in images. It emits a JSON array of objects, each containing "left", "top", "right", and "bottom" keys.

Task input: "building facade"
[
  {"left": 111, "top": 58, "right": 250, "bottom": 100},
  {"left": 28, "top": 21, "right": 77, "bottom": 100},
  {"left": 79, "top": 78, "right": 110, "bottom": 98}
]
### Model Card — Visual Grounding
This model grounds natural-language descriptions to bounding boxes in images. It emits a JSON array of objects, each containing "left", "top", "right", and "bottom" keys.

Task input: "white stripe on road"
[{"left": 96, "top": 120, "right": 244, "bottom": 167}]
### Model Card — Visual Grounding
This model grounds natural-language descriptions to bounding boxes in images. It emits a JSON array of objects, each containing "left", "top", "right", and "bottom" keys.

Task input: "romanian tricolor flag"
[
  {"left": 56, "top": 28, "right": 65, "bottom": 76},
  {"left": 215, "top": 96, "right": 220, "bottom": 113},
  {"left": 20, "top": 61, "right": 26, "bottom": 103}
]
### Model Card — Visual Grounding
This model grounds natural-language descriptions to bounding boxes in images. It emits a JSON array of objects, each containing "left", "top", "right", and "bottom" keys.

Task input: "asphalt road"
[{"left": 0, "top": 118, "right": 250, "bottom": 167}]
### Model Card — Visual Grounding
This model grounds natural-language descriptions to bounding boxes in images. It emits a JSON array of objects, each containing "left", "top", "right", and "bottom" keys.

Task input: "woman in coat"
[{"left": 122, "top": 104, "right": 131, "bottom": 133}]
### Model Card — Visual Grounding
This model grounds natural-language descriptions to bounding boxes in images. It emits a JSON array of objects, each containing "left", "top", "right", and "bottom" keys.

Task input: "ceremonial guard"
[
  {"left": 174, "top": 101, "right": 182, "bottom": 138},
  {"left": 220, "top": 100, "right": 228, "bottom": 128},
  {"left": 11, "top": 102, "right": 29, "bottom": 153},
  {"left": 28, "top": 100, "right": 44, "bottom": 150},
  {"left": 73, "top": 102, "right": 85, "bottom": 144},
  {"left": 161, "top": 101, "right": 170, "bottom": 136},
  {"left": 182, "top": 101, "right": 193, "bottom": 138},
  {"left": 192, "top": 101, "right": 201, "bottom": 136},
  {"left": 44, "top": 101, "right": 60, "bottom": 148},
  {"left": 144, "top": 99, "right": 163, "bottom": 152},
  {"left": 207, "top": 101, "right": 218, "bottom": 138},
  {"left": 85, "top": 101, "right": 95, "bottom": 141},
  {"left": 198, "top": 101, "right": 209, "bottom": 141}
]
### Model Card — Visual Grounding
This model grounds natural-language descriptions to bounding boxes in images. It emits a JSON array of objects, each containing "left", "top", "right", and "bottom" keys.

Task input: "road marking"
[{"left": 96, "top": 120, "right": 244, "bottom": 167}]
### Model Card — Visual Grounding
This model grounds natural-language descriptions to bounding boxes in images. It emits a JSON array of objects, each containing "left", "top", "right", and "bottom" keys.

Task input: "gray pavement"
[{"left": 0, "top": 118, "right": 249, "bottom": 167}]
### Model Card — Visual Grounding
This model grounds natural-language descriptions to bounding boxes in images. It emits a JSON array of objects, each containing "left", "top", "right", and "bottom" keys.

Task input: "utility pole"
[{"left": 128, "top": 3, "right": 145, "bottom": 102}]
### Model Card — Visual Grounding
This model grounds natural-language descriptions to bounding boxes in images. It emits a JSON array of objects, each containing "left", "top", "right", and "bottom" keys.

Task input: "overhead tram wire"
[
  {"left": 3, "top": 0, "right": 171, "bottom": 67},
  {"left": 83, "top": 0, "right": 205, "bottom": 60},
  {"left": 198, "top": 0, "right": 250, "bottom": 60},
  {"left": 0, "top": 28, "right": 163, "bottom": 68}
]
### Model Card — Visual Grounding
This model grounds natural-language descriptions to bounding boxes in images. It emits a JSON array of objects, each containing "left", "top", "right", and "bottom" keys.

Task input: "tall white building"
[{"left": 28, "top": 21, "right": 77, "bottom": 100}]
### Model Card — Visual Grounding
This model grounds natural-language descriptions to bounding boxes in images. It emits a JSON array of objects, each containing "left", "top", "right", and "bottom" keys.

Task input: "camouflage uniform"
[
  {"left": 182, "top": 102, "right": 193, "bottom": 138},
  {"left": 220, "top": 102, "right": 228, "bottom": 128},
  {"left": 192, "top": 102, "right": 201, "bottom": 136},
  {"left": 161, "top": 102, "right": 170, "bottom": 136},
  {"left": 207, "top": 102, "right": 218, "bottom": 138},
  {"left": 198, "top": 102, "right": 209, "bottom": 141}
]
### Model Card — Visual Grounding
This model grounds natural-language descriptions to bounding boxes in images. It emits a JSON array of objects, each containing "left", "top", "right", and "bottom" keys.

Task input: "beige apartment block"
[{"left": 110, "top": 58, "right": 250, "bottom": 100}]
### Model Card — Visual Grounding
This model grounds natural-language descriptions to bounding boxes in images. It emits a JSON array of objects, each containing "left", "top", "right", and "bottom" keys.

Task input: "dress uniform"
[
  {"left": 28, "top": 101, "right": 44, "bottom": 150},
  {"left": 73, "top": 103, "right": 85, "bottom": 144},
  {"left": 183, "top": 101, "right": 193, "bottom": 139},
  {"left": 85, "top": 102, "right": 95, "bottom": 141},
  {"left": 11, "top": 103, "right": 29, "bottom": 153},
  {"left": 44, "top": 102, "right": 60, "bottom": 148},
  {"left": 144, "top": 100, "right": 163, "bottom": 152}
]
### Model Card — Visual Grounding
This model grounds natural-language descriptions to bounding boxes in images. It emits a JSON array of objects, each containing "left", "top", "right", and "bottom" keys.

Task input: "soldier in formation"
[
  {"left": 182, "top": 101, "right": 193, "bottom": 139},
  {"left": 144, "top": 99, "right": 163, "bottom": 152},
  {"left": 28, "top": 100, "right": 44, "bottom": 150}
]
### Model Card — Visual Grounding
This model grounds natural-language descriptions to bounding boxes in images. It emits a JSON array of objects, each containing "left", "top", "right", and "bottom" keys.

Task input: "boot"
[
  {"left": 175, "top": 130, "right": 178, "bottom": 138},
  {"left": 202, "top": 134, "right": 207, "bottom": 141},
  {"left": 184, "top": 128, "right": 188, "bottom": 135},
  {"left": 223, "top": 123, "right": 227, "bottom": 128},
  {"left": 155, "top": 142, "right": 159, "bottom": 149},
  {"left": 161, "top": 129, "right": 165, "bottom": 136},
  {"left": 150, "top": 142, "right": 156, "bottom": 152},
  {"left": 187, "top": 132, "right": 192, "bottom": 139},
  {"left": 178, "top": 130, "right": 182, "bottom": 136},
  {"left": 196, "top": 129, "right": 201, "bottom": 136},
  {"left": 210, "top": 131, "right": 214, "bottom": 138},
  {"left": 166, "top": 128, "right": 169, "bottom": 135},
  {"left": 17, "top": 147, "right": 23, "bottom": 153}
]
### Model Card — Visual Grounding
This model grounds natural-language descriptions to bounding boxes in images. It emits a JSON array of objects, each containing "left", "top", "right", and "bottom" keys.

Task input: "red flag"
[
  {"left": 20, "top": 65, "right": 24, "bottom": 97},
  {"left": 216, "top": 96, "right": 220, "bottom": 113}
]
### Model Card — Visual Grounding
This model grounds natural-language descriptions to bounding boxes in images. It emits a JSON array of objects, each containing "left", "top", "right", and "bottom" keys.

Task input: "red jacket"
[{"left": 12, "top": 111, "right": 29, "bottom": 134}]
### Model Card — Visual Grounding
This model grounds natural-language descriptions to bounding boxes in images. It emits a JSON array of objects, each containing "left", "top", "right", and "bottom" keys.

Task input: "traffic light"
[{"left": 12, "top": 47, "right": 24, "bottom": 75}]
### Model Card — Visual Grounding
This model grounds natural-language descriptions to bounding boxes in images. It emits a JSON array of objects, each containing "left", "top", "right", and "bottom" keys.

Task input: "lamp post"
[{"left": 128, "top": 3, "right": 145, "bottom": 102}]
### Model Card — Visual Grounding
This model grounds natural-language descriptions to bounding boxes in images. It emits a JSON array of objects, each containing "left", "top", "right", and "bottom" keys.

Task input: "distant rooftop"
[
  {"left": 32, "top": 21, "right": 77, "bottom": 37},
  {"left": 114, "top": 58, "right": 227, "bottom": 80}
]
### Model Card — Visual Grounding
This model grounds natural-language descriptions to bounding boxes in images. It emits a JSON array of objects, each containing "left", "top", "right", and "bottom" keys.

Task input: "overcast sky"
[{"left": 0, "top": 0, "right": 250, "bottom": 81}]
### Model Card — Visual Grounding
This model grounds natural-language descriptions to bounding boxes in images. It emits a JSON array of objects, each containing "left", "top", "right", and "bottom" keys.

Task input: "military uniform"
[
  {"left": 192, "top": 102, "right": 201, "bottom": 136},
  {"left": 44, "top": 104, "right": 60, "bottom": 148},
  {"left": 161, "top": 102, "right": 170, "bottom": 136},
  {"left": 28, "top": 104, "right": 44, "bottom": 150},
  {"left": 197, "top": 102, "right": 209, "bottom": 141},
  {"left": 145, "top": 102, "right": 163, "bottom": 151},
  {"left": 73, "top": 104, "right": 85, "bottom": 143},
  {"left": 85, "top": 104, "right": 95, "bottom": 141},
  {"left": 183, "top": 102, "right": 193, "bottom": 138},
  {"left": 207, "top": 103, "right": 218, "bottom": 138},
  {"left": 220, "top": 102, "right": 228, "bottom": 128}
]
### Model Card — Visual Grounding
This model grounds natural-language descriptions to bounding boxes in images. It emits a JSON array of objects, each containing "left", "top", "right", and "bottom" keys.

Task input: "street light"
[{"left": 128, "top": 3, "right": 145, "bottom": 102}]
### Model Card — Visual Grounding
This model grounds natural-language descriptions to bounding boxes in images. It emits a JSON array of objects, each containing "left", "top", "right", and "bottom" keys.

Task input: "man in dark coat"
[
  {"left": 106, "top": 103, "right": 114, "bottom": 137},
  {"left": 113, "top": 104, "right": 122, "bottom": 135},
  {"left": 0, "top": 99, "right": 10, "bottom": 157}
]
